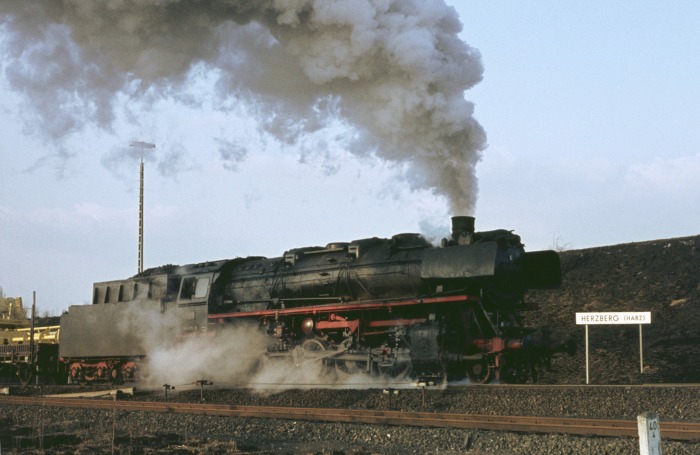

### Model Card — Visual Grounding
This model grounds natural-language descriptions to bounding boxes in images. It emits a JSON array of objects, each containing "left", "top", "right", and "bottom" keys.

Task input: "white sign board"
[
  {"left": 576, "top": 312, "right": 651, "bottom": 325},
  {"left": 576, "top": 311, "right": 652, "bottom": 384}
]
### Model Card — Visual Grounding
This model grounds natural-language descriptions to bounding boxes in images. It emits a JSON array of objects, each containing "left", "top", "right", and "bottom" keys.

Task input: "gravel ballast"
[{"left": 2, "top": 385, "right": 700, "bottom": 454}]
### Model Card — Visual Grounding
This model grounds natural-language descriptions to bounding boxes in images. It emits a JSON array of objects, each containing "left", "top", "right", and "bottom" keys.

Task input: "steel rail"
[{"left": 2, "top": 396, "right": 699, "bottom": 441}]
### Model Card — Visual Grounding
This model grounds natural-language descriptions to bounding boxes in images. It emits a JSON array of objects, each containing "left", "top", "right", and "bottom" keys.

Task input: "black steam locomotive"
[{"left": 59, "top": 216, "right": 570, "bottom": 385}]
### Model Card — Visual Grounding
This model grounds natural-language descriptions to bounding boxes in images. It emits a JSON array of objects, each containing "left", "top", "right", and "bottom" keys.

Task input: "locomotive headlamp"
[{"left": 301, "top": 318, "right": 314, "bottom": 334}]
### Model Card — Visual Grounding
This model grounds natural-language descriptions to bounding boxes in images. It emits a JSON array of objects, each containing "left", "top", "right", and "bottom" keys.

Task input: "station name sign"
[{"left": 576, "top": 312, "right": 651, "bottom": 325}]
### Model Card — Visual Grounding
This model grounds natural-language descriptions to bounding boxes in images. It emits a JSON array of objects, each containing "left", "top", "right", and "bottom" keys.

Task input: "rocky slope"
[{"left": 524, "top": 234, "right": 700, "bottom": 384}]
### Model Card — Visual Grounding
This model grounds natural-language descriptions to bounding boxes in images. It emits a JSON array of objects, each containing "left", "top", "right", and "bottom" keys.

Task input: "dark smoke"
[{"left": 0, "top": 0, "right": 486, "bottom": 214}]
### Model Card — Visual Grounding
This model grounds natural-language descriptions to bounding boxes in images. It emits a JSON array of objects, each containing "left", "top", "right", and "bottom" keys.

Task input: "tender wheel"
[
  {"left": 466, "top": 359, "right": 491, "bottom": 384},
  {"left": 109, "top": 367, "right": 123, "bottom": 386},
  {"left": 78, "top": 369, "right": 91, "bottom": 386},
  {"left": 70, "top": 367, "right": 80, "bottom": 385}
]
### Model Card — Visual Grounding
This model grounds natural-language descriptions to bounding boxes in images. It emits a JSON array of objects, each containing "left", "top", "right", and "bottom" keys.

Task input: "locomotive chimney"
[
  {"left": 451, "top": 216, "right": 475, "bottom": 245},
  {"left": 452, "top": 216, "right": 475, "bottom": 236}
]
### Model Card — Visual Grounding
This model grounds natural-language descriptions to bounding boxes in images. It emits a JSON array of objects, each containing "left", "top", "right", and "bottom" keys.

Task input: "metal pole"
[
  {"left": 138, "top": 157, "right": 144, "bottom": 273},
  {"left": 639, "top": 324, "right": 644, "bottom": 374},
  {"left": 29, "top": 291, "right": 36, "bottom": 367},
  {"left": 129, "top": 141, "right": 155, "bottom": 274},
  {"left": 585, "top": 324, "right": 589, "bottom": 385}
]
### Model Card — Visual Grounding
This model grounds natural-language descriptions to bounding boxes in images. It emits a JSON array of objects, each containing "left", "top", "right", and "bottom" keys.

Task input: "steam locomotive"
[{"left": 58, "top": 216, "right": 572, "bottom": 385}]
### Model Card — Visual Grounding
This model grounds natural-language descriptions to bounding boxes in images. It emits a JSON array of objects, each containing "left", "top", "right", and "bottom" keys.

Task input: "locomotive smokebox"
[{"left": 451, "top": 216, "right": 475, "bottom": 245}]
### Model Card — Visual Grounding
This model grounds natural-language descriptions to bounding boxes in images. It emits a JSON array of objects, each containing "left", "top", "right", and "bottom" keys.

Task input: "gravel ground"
[{"left": 2, "top": 384, "right": 700, "bottom": 454}]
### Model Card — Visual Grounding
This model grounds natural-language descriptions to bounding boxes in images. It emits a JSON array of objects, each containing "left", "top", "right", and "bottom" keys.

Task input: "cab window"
[{"left": 180, "top": 277, "right": 210, "bottom": 300}]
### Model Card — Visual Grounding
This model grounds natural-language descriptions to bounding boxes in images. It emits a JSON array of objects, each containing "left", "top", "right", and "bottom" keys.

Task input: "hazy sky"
[{"left": 1, "top": 1, "right": 698, "bottom": 314}]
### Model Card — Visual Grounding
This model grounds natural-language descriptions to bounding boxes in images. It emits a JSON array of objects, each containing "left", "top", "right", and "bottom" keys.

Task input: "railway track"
[{"left": 2, "top": 395, "right": 700, "bottom": 441}]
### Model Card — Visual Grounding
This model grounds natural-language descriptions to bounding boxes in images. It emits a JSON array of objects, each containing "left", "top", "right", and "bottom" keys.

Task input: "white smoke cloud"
[
  {"left": 116, "top": 298, "right": 415, "bottom": 391},
  {"left": 0, "top": 0, "right": 485, "bottom": 214},
  {"left": 141, "top": 323, "right": 272, "bottom": 388}
]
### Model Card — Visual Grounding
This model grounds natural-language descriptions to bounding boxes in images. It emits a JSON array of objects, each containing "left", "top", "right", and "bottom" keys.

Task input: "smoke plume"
[{"left": 0, "top": 0, "right": 485, "bottom": 213}]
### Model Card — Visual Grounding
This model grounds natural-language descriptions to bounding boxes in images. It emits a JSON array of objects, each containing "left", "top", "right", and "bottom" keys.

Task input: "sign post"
[
  {"left": 575, "top": 312, "right": 651, "bottom": 384},
  {"left": 637, "top": 412, "right": 662, "bottom": 455}
]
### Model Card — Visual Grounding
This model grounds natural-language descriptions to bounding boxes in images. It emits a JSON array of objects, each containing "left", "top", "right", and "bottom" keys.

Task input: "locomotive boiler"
[{"left": 59, "top": 216, "right": 570, "bottom": 385}]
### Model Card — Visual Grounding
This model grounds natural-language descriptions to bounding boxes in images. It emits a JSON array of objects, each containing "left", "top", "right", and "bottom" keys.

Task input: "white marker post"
[
  {"left": 638, "top": 412, "right": 662, "bottom": 455},
  {"left": 575, "top": 312, "right": 651, "bottom": 384}
]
